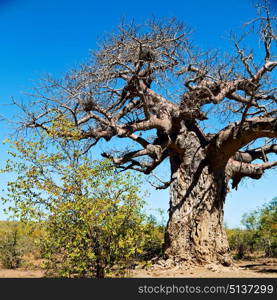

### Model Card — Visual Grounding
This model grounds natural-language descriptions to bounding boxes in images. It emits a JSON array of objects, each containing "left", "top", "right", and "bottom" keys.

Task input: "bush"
[
  {"left": 258, "top": 198, "right": 277, "bottom": 257},
  {"left": 0, "top": 227, "right": 23, "bottom": 269},
  {"left": 139, "top": 214, "right": 164, "bottom": 261},
  {"left": 1, "top": 135, "right": 169, "bottom": 277},
  {"left": 227, "top": 229, "right": 258, "bottom": 259},
  {"left": 40, "top": 161, "right": 148, "bottom": 278},
  {"left": 227, "top": 197, "right": 277, "bottom": 259},
  {"left": 241, "top": 197, "right": 277, "bottom": 258},
  {"left": 1, "top": 135, "right": 153, "bottom": 277}
]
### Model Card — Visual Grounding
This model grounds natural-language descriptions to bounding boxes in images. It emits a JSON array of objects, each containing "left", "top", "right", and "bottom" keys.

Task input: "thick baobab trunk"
[{"left": 163, "top": 131, "right": 231, "bottom": 266}]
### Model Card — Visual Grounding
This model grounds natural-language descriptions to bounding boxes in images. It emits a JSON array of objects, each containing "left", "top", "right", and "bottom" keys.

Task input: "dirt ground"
[
  {"left": 131, "top": 257, "right": 277, "bottom": 278},
  {"left": 0, "top": 257, "right": 276, "bottom": 278},
  {"left": 0, "top": 269, "right": 44, "bottom": 278}
]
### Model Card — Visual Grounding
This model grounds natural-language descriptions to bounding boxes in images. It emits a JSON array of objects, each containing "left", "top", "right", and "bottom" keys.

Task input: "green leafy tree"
[
  {"left": 1, "top": 134, "right": 149, "bottom": 277},
  {"left": 257, "top": 198, "right": 277, "bottom": 257},
  {"left": 43, "top": 162, "right": 147, "bottom": 278},
  {"left": 240, "top": 197, "right": 277, "bottom": 257}
]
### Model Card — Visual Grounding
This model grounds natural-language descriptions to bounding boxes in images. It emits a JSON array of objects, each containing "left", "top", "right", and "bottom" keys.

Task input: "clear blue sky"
[{"left": 0, "top": 0, "right": 276, "bottom": 227}]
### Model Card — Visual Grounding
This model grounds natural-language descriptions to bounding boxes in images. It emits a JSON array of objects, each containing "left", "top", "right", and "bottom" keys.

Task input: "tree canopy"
[{"left": 16, "top": 3, "right": 276, "bottom": 190}]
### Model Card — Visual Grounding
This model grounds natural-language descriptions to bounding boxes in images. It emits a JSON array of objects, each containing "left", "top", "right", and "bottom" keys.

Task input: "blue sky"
[{"left": 0, "top": 0, "right": 276, "bottom": 227}]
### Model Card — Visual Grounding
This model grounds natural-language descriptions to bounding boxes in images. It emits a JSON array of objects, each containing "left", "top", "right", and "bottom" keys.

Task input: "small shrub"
[
  {"left": 140, "top": 215, "right": 164, "bottom": 261},
  {"left": 0, "top": 228, "right": 23, "bottom": 269},
  {"left": 227, "top": 229, "right": 258, "bottom": 259}
]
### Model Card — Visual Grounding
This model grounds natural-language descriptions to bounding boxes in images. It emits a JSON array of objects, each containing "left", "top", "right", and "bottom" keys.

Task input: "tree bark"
[{"left": 163, "top": 131, "right": 232, "bottom": 266}]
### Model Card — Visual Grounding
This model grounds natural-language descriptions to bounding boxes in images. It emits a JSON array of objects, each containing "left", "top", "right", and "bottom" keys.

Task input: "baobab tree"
[{"left": 20, "top": 2, "right": 276, "bottom": 266}]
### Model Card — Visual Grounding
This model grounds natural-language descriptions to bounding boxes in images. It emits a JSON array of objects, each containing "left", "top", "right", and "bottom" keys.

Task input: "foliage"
[
  {"left": 0, "top": 225, "right": 23, "bottom": 269},
  {"left": 139, "top": 214, "right": 165, "bottom": 261},
  {"left": 226, "top": 229, "right": 259, "bottom": 259},
  {"left": 42, "top": 162, "right": 148, "bottom": 278},
  {"left": 242, "top": 197, "right": 277, "bottom": 257},
  {"left": 227, "top": 197, "right": 277, "bottom": 259},
  {"left": 1, "top": 135, "right": 155, "bottom": 277},
  {"left": 0, "top": 221, "right": 45, "bottom": 268}
]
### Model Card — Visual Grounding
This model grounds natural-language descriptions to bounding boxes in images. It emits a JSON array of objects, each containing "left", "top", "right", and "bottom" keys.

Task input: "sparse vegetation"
[
  {"left": 0, "top": 227, "right": 22, "bottom": 269},
  {"left": 0, "top": 198, "right": 276, "bottom": 276},
  {"left": 226, "top": 197, "right": 277, "bottom": 259},
  {"left": 0, "top": 221, "right": 45, "bottom": 269}
]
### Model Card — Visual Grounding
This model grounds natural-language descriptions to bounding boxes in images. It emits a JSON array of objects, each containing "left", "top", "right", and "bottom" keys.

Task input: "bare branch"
[
  {"left": 208, "top": 117, "right": 277, "bottom": 166},
  {"left": 13, "top": 12, "right": 276, "bottom": 183},
  {"left": 227, "top": 158, "right": 277, "bottom": 189},
  {"left": 233, "top": 143, "right": 277, "bottom": 163}
]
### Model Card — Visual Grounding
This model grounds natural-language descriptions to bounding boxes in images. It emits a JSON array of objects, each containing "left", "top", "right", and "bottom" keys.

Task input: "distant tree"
[
  {"left": 242, "top": 197, "right": 277, "bottom": 257},
  {"left": 242, "top": 211, "right": 260, "bottom": 231},
  {"left": 258, "top": 198, "right": 277, "bottom": 256},
  {"left": 15, "top": 1, "right": 277, "bottom": 266}
]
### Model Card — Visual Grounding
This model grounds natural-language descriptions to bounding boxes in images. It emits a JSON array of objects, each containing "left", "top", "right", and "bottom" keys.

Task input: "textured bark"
[{"left": 163, "top": 131, "right": 231, "bottom": 266}]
